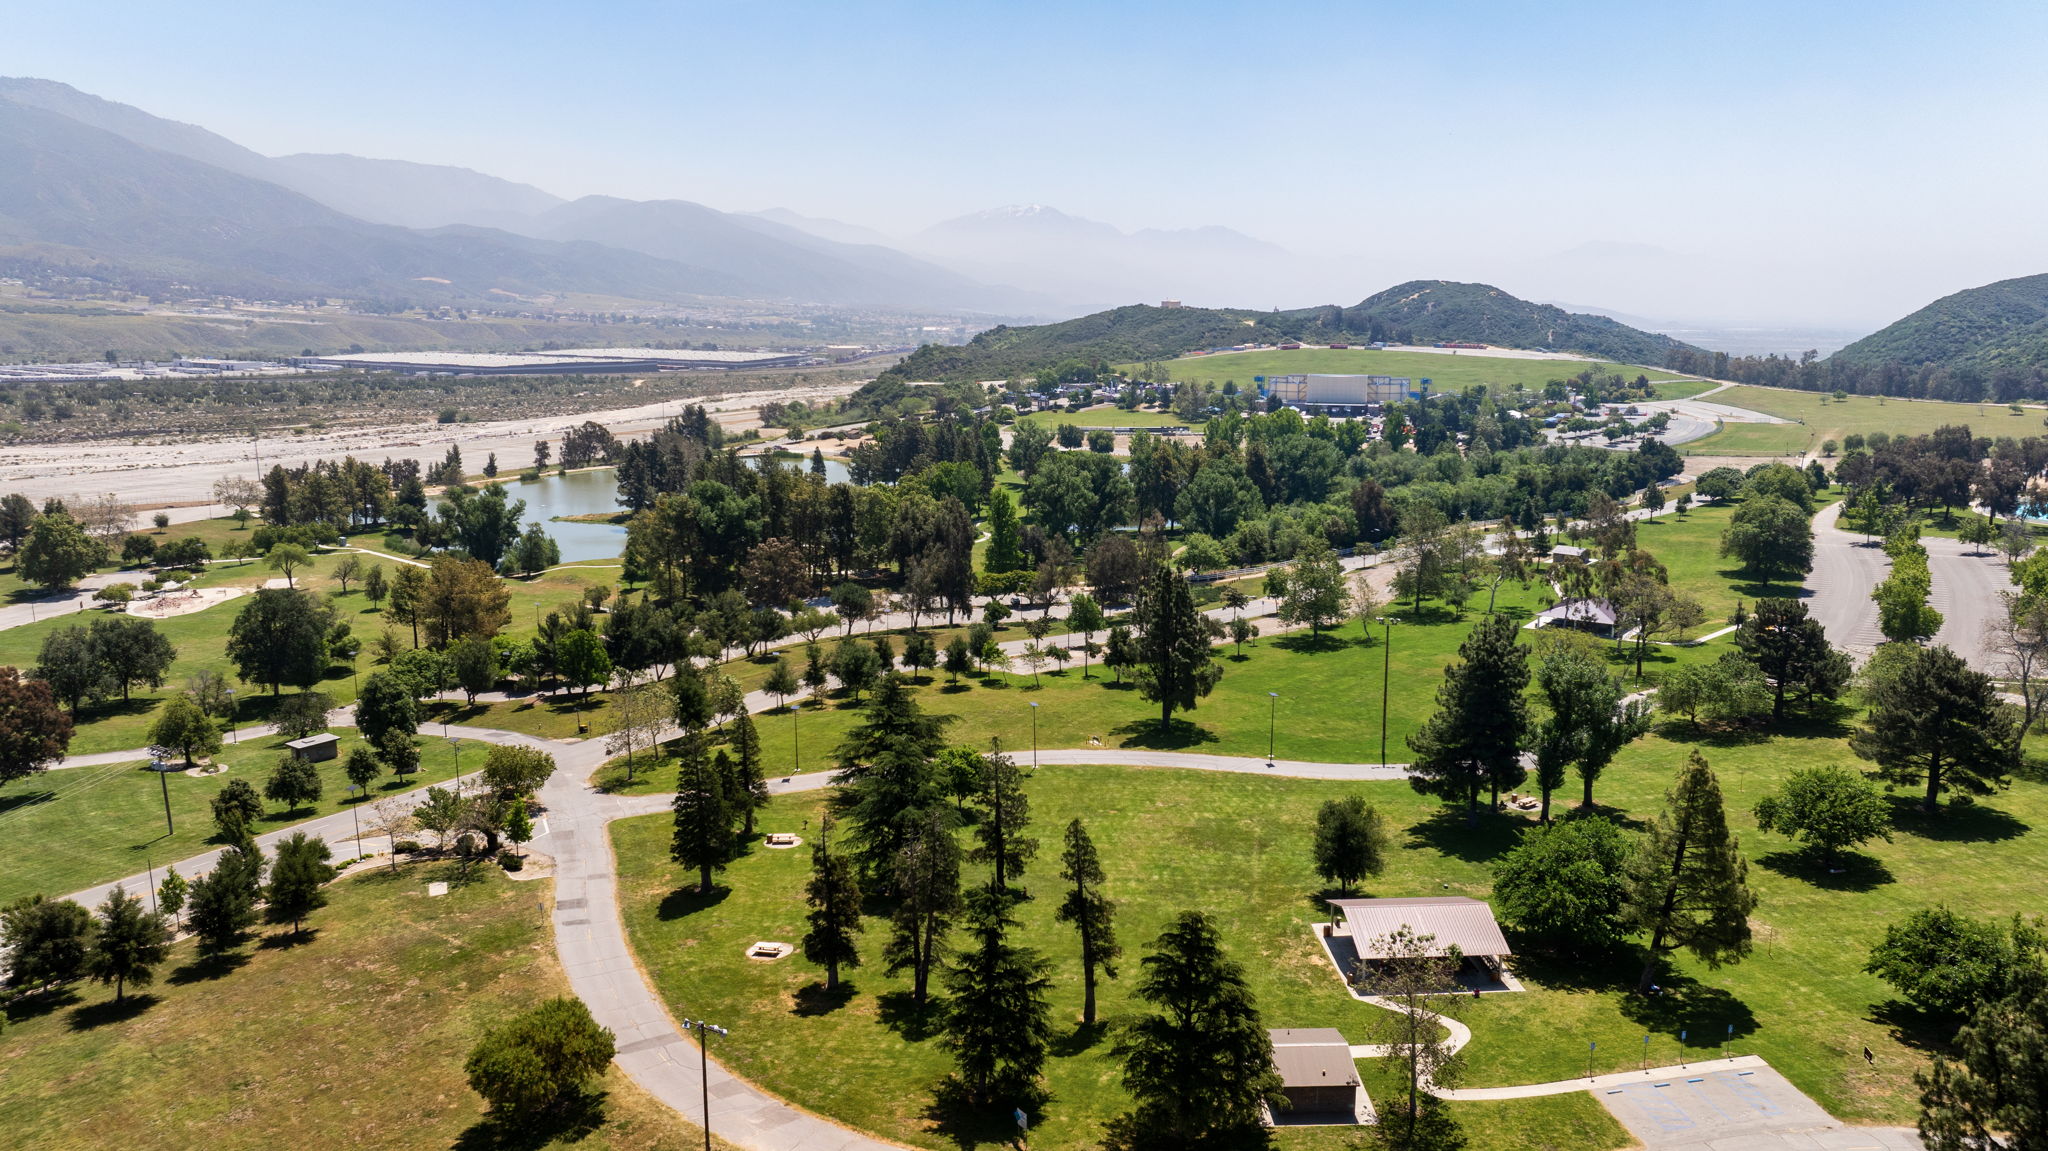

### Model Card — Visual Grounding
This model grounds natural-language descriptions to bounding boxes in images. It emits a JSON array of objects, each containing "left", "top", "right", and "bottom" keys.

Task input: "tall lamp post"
[
  {"left": 1028, "top": 701, "right": 1038, "bottom": 771},
  {"left": 789, "top": 702, "right": 800, "bottom": 776},
  {"left": 155, "top": 758, "right": 174, "bottom": 836},
  {"left": 1376, "top": 617, "right": 1399, "bottom": 767},
  {"left": 449, "top": 737, "right": 462, "bottom": 797},
  {"left": 1267, "top": 691, "right": 1279, "bottom": 765},
  {"left": 346, "top": 783, "right": 364, "bottom": 855},
  {"left": 681, "top": 1018, "right": 729, "bottom": 1151}
]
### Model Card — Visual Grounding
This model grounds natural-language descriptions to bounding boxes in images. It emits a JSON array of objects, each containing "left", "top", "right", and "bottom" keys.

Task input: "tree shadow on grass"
[
  {"left": 1048, "top": 1020, "right": 1110, "bottom": 1058},
  {"left": 68, "top": 993, "right": 159, "bottom": 1031},
  {"left": 1403, "top": 806, "right": 1521, "bottom": 865},
  {"left": 3, "top": 985, "right": 79, "bottom": 1024},
  {"left": 923, "top": 1076, "right": 1047, "bottom": 1151},
  {"left": 877, "top": 990, "right": 947, "bottom": 1042},
  {"left": 1889, "top": 798, "right": 2030, "bottom": 843},
  {"left": 1109, "top": 717, "right": 1219, "bottom": 751},
  {"left": 1272, "top": 632, "right": 1358, "bottom": 656},
  {"left": 1722, "top": 569, "right": 1814, "bottom": 603},
  {"left": 1505, "top": 944, "right": 1643, "bottom": 995},
  {"left": 0, "top": 788, "right": 55, "bottom": 817},
  {"left": 1757, "top": 850, "right": 1895, "bottom": 892},
  {"left": 1868, "top": 999, "right": 1963, "bottom": 1056},
  {"left": 656, "top": 884, "right": 731, "bottom": 922},
  {"left": 791, "top": 980, "right": 857, "bottom": 1017},
  {"left": 1618, "top": 970, "right": 1759, "bottom": 1044},
  {"left": 451, "top": 1088, "right": 609, "bottom": 1151},
  {"left": 257, "top": 926, "right": 321, "bottom": 951},
  {"left": 167, "top": 950, "right": 250, "bottom": 984}
]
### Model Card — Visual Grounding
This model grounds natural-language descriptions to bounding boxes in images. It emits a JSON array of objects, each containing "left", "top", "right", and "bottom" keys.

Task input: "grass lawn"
[
  {"left": 1017, "top": 407, "right": 1189, "bottom": 430},
  {"left": 1688, "top": 385, "right": 2042, "bottom": 456},
  {"left": 0, "top": 522, "right": 621, "bottom": 757},
  {"left": 1629, "top": 500, "right": 1796, "bottom": 623},
  {"left": 0, "top": 863, "right": 728, "bottom": 1151},
  {"left": 615, "top": 705, "right": 2048, "bottom": 1146},
  {"left": 0, "top": 729, "right": 470, "bottom": 905},
  {"left": 614, "top": 770, "right": 1629, "bottom": 1151},
  {"left": 1135, "top": 348, "right": 1688, "bottom": 397}
]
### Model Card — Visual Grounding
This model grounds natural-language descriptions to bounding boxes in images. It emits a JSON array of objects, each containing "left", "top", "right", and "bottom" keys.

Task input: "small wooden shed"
[
  {"left": 1268, "top": 1028, "right": 1361, "bottom": 1117},
  {"left": 285, "top": 733, "right": 339, "bottom": 763}
]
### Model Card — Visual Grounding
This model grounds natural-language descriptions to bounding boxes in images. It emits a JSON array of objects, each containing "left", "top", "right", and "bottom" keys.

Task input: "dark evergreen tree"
[
  {"left": 1056, "top": 818, "right": 1120, "bottom": 1027},
  {"left": 1852, "top": 644, "right": 2018, "bottom": 815},
  {"left": 85, "top": 885, "right": 169, "bottom": 1002},
  {"left": 802, "top": 815, "right": 863, "bottom": 990},
  {"left": 0, "top": 894, "right": 92, "bottom": 989},
  {"left": 828, "top": 675, "right": 954, "bottom": 890},
  {"left": 939, "top": 892, "right": 1054, "bottom": 1110},
  {"left": 882, "top": 808, "right": 962, "bottom": 1009},
  {"left": 186, "top": 847, "right": 262, "bottom": 953},
  {"left": 1407, "top": 614, "right": 1530, "bottom": 824},
  {"left": 1734, "top": 598, "right": 1852, "bottom": 722},
  {"left": 1917, "top": 983, "right": 2048, "bottom": 1151},
  {"left": 1131, "top": 563, "right": 1223, "bottom": 730},
  {"left": 670, "top": 736, "right": 737, "bottom": 892},
  {"left": 1627, "top": 751, "right": 1758, "bottom": 991},
  {"left": 264, "top": 831, "right": 335, "bottom": 936},
  {"left": 1104, "top": 911, "right": 1282, "bottom": 1151},
  {"left": 967, "top": 746, "right": 1036, "bottom": 902}
]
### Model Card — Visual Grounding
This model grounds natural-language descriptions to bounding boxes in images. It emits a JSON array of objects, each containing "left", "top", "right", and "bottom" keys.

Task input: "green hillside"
[
  {"left": 1144, "top": 346, "right": 1696, "bottom": 393},
  {"left": 882, "top": 280, "right": 1695, "bottom": 383},
  {"left": 1832, "top": 271, "right": 2048, "bottom": 370}
]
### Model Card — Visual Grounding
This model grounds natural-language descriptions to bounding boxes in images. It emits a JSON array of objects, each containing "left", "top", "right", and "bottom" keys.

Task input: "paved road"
[
  {"left": 1808, "top": 502, "right": 1889, "bottom": 660},
  {"left": 1923, "top": 532, "right": 2009, "bottom": 673},
  {"left": 1593, "top": 1062, "right": 1922, "bottom": 1150},
  {"left": 1807, "top": 500, "right": 2009, "bottom": 671}
]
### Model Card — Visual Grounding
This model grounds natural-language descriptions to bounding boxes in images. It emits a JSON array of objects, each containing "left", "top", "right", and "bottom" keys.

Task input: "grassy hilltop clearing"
[{"left": 1685, "top": 384, "right": 2045, "bottom": 455}]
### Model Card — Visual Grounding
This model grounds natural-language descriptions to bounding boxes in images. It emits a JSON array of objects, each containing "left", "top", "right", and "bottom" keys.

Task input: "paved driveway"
[
  {"left": 1808, "top": 502, "right": 1888, "bottom": 660},
  {"left": 1597, "top": 1065, "right": 1922, "bottom": 1150}
]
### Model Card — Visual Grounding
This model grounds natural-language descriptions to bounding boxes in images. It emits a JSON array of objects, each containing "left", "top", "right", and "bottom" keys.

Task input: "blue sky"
[{"left": 6, "top": 0, "right": 2047, "bottom": 325}]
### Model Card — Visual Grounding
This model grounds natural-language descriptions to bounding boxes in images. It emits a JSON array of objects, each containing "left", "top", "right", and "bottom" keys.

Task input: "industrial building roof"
[
  {"left": 1328, "top": 896, "right": 1512, "bottom": 960},
  {"left": 545, "top": 347, "right": 802, "bottom": 365}
]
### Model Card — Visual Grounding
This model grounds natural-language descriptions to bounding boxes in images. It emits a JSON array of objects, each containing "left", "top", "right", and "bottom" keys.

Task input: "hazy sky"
[{"left": 8, "top": 0, "right": 2048, "bottom": 329}]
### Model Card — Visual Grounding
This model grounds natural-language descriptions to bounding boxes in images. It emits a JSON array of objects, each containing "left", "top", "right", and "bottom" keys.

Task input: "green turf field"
[
  {"left": 0, "top": 864, "right": 728, "bottom": 1151},
  {"left": 1017, "top": 408, "right": 1189, "bottom": 429},
  {"left": 1135, "top": 348, "right": 1695, "bottom": 397},
  {"left": 1688, "top": 385, "right": 2042, "bottom": 456}
]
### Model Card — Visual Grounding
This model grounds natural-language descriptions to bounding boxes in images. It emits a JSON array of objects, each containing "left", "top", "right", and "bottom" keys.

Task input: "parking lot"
[{"left": 1597, "top": 1065, "right": 1924, "bottom": 1150}]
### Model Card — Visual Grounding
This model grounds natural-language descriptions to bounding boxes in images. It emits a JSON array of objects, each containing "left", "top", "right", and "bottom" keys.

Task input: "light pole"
[
  {"left": 1267, "top": 691, "right": 1278, "bottom": 765},
  {"left": 681, "top": 1018, "right": 728, "bottom": 1151},
  {"left": 790, "top": 702, "right": 800, "bottom": 776},
  {"left": 1376, "top": 617, "right": 1398, "bottom": 767},
  {"left": 449, "top": 737, "right": 462, "bottom": 796},
  {"left": 156, "top": 758, "right": 174, "bottom": 836},
  {"left": 347, "top": 783, "right": 364, "bottom": 855},
  {"left": 1029, "top": 701, "right": 1038, "bottom": 771}
]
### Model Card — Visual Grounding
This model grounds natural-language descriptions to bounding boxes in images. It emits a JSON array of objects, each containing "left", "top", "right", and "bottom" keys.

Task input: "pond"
[
  {"left": 500, "top": 453, "right": 858, "bottom": 564},
  {"left": 747, "top": 450, "right": 852, "bottom": 485},
  {"left": 499, "top": 470, "right": 628, "bottom": 563}
]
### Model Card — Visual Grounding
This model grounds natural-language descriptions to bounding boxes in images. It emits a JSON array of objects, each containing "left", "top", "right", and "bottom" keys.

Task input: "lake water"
[
  {"left": 500, "top": 470, "right": 628, "bottom": 563},
  {"left": 502, "top": 454, "right": 854, "bottom": 563},
  {"left": 748, "top": 450, "right": 852, "bottom": 485}
]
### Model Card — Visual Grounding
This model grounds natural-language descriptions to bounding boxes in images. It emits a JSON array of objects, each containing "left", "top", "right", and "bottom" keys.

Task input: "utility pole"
[{"left": 681, "top": 1019, "right": 728, "bottom": 1151}]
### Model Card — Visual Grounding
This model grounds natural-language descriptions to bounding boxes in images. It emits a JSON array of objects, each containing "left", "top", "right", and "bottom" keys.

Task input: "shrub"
[{"left": 465, "top": 997, "right": 615, "bottom": 1119}]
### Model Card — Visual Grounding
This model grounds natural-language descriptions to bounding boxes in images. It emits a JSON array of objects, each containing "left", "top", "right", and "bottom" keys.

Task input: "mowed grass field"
[
  {"left": 0, "top": 864, "right": 728, "bottom": 1151},
  {"left": 614, "top": 774, "right": 1630, "bottom": 1151},
  {"left": 1017, "top": 408, "right": 1189, "bottom": 430},
  {"left": 613, "top": 701, "right": 2048, "bottom": 1147},
  {"left": 1690, "top": 385, "right": 2044, "bottom": 456},
  {"left": 1136, "top": 348, "right": 1695, "bottom": 396},
  {"left": 0, "top": 729, "right": 470, "bottom": 906}
]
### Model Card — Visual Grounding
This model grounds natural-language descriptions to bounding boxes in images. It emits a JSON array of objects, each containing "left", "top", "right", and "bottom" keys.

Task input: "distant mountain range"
[
  {"left": 882, "top": 280, "right": 1697, "bottom": 382},
  {"left": 1831, "top": 272, "right": 2048, "bottom": 372}
]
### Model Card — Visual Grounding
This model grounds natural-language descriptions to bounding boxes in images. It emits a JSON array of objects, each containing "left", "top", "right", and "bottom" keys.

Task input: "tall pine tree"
[
  {"left": 1056, "top": 818, "right": 1120, "bottom": 1027},
  {"left": 671, "top": 736, "right": 737, "bottom": 893},
  {"left": 1408, "top": 613, "right": 1530, "bottom": 823},
  {"left": 883, "top": 808, "right": 962, "bottom": 1009},
  {"left": 1851, "top": 644, "right": 2017, "bottom": 815},
  {"left": 1105, "top": 911, "right": 1282, "bottom": 1150},
  {"left": 85, "top": 885, "right": 169, "bottom": 1003},
  {"left": 802, "top": 815, "right": 863, "bottom": 991},
  {"left": 1628, "top": 751, "right": 1758, "bottom": 991},
  {"left": 1132, "top": 564, "right": 1223, "bottom": 731},
  {"left": 940, "top": 891, "right": 1054, "bottom": 1110},
  {"left": 727, "top": 710, "right": 769, "bottom": 839},
  {"left": 829, "top": 675, "right": 955, "bottom": 890},
  {"left": 967, "top": 745, "right": 1036, "bottom": 903},
  {"left": 984, "top": 487, "right": 1026, "bottom": 575}
]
